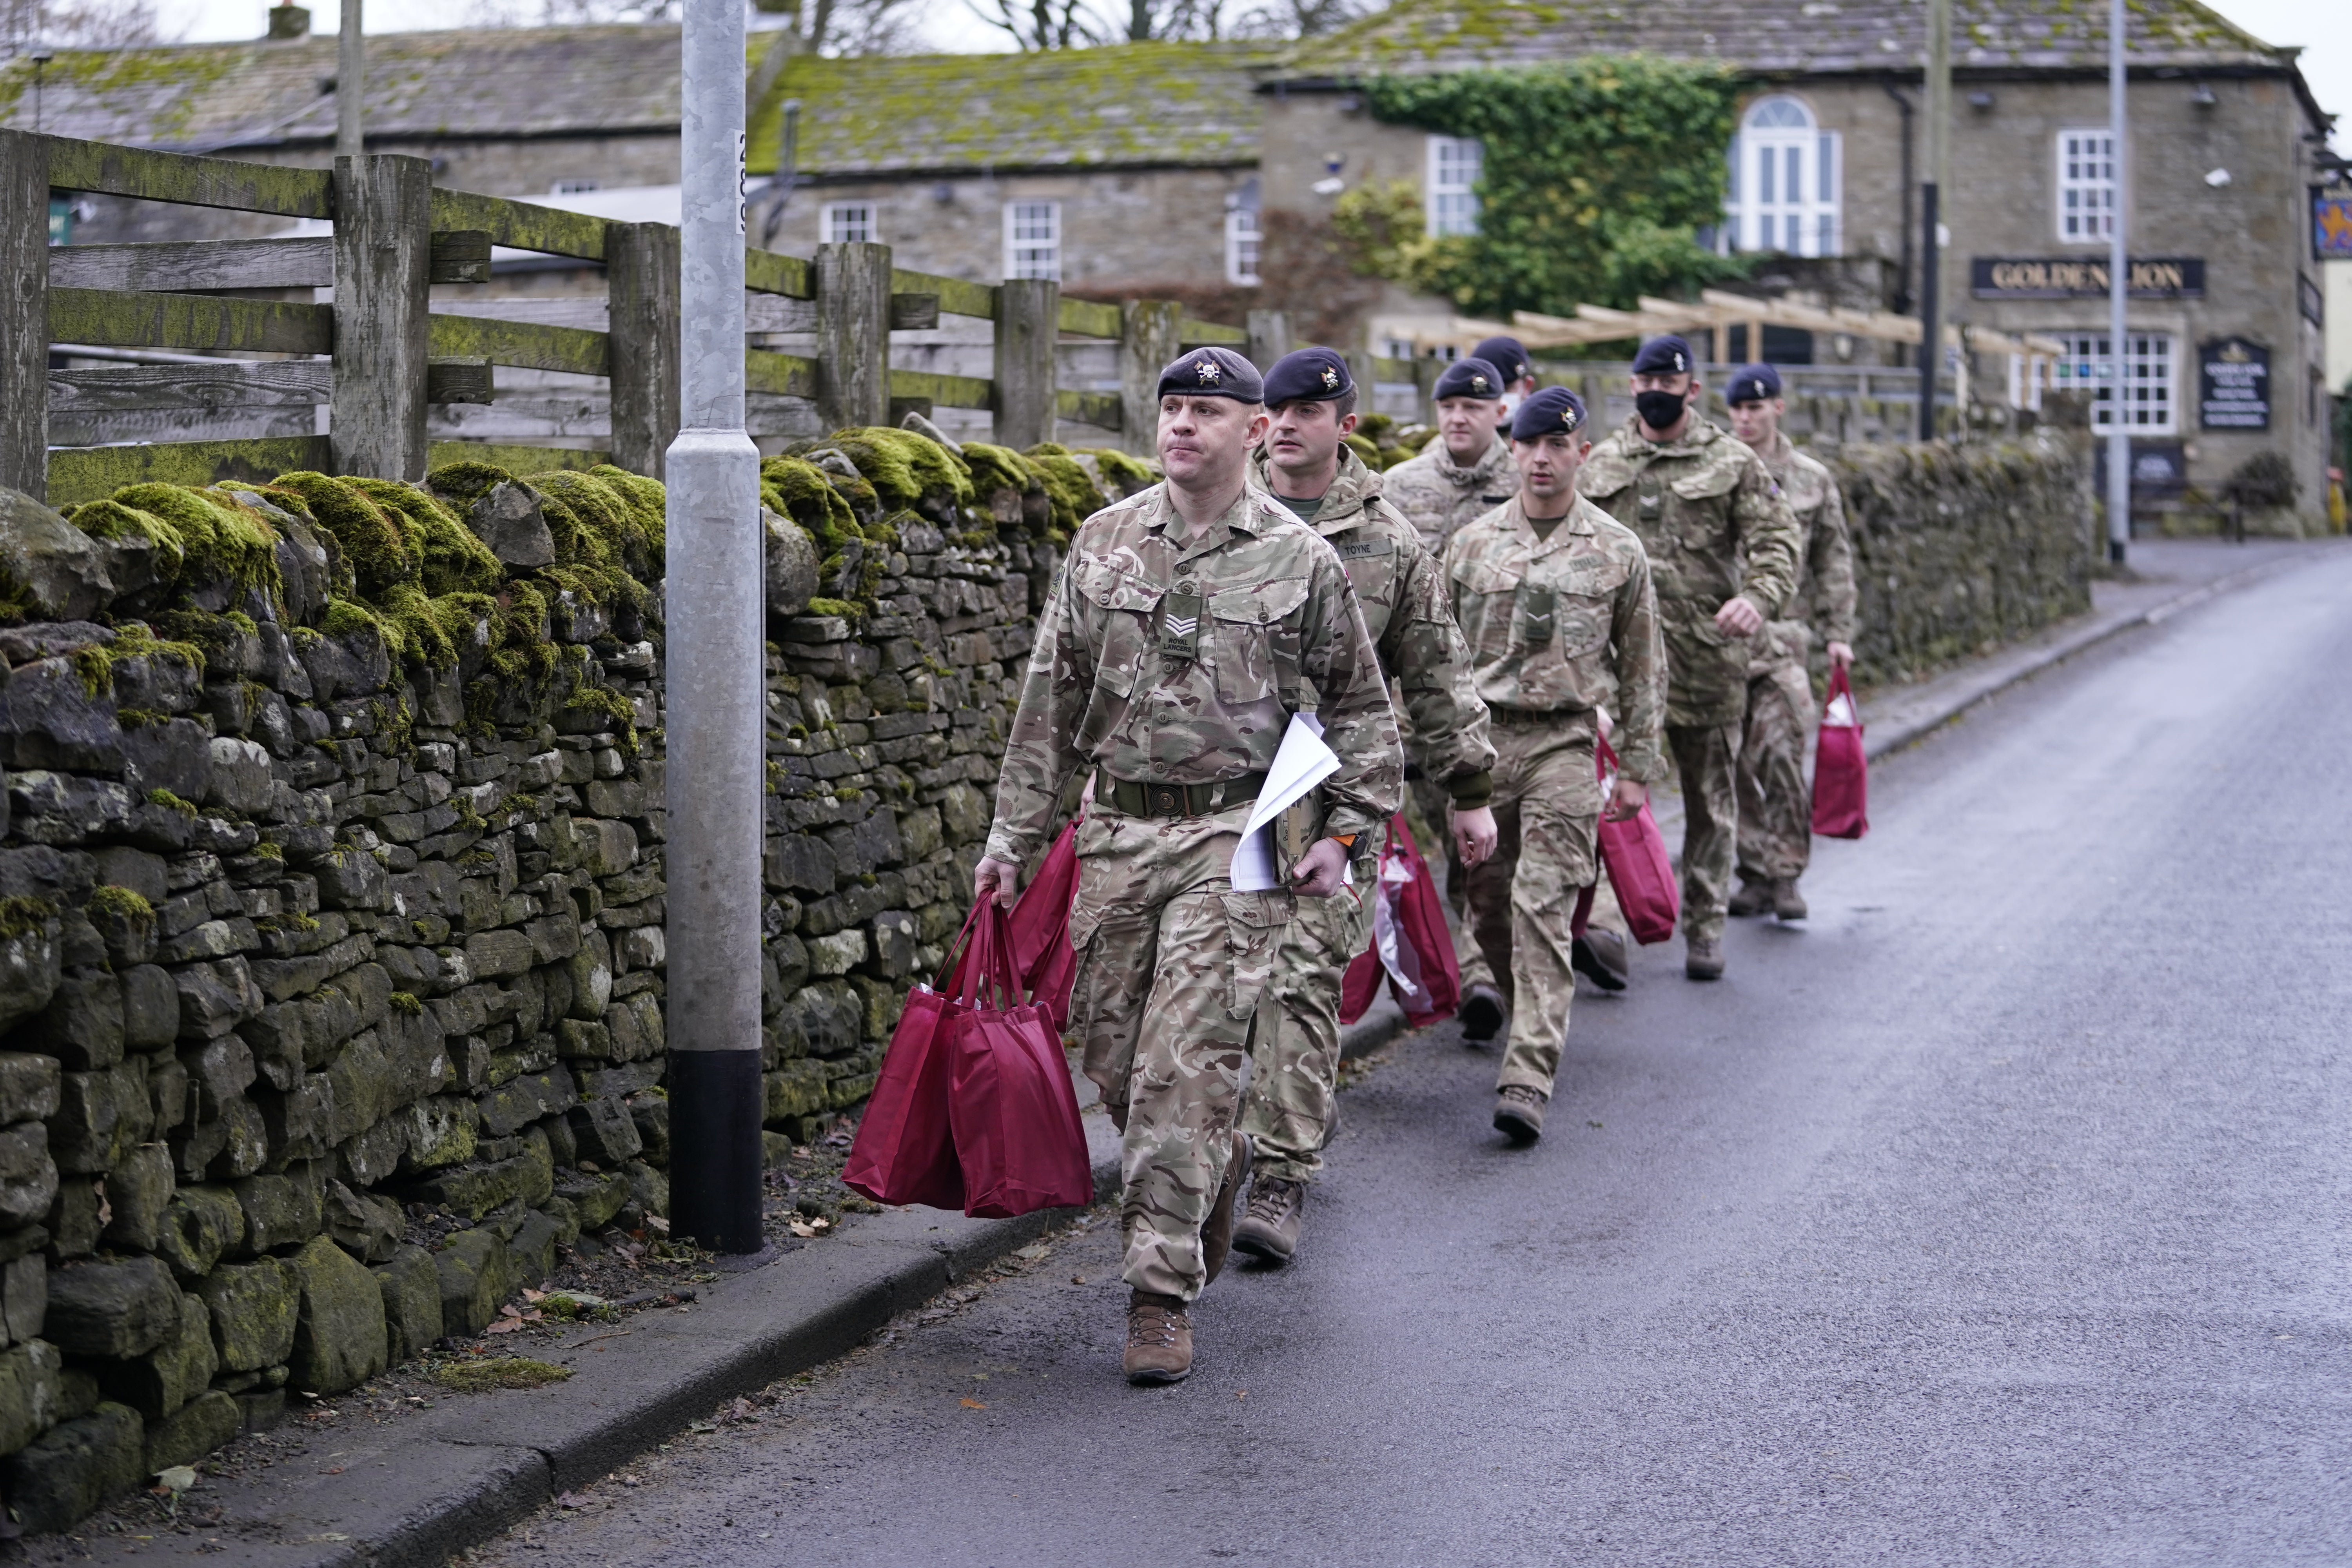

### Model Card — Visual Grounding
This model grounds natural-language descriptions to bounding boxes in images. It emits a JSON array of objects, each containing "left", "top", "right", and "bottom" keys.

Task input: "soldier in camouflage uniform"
[
  {"left": 1576, "top": 336, "right": 1800, "bottom": 981},
  {"left": 1444, "top": 387, "right": 1666, "bottom": 1143},
  {"left": 1230, "top": 349, "right": 1495, "bottom": 1265},
  {"left": 1381, "top": 356, "right": 1521, "bottom": 1034},
  {"left": 975, "top": 347, "right": 1401, "bottom": 1386},
  {"left": 1724, "top": 363, "right": 1858, "bottom": 923}
]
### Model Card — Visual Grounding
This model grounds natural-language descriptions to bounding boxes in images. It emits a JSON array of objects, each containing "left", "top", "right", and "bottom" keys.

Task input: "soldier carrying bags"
[
  {"left": 1444, "top": 387, "right": 1666, "bottom": 1142},
  {"left": 974, "top": 348, "right": 1401, "bottom": 1386},
  {"left": 1230, "top": 348, "right": 1496, "bottom": 1266},
  {"left": 1723, "top": 362, "right": 1858, "bottom": 922},
  {"left": 1577, "top": 336, "right": 1800, "bottom": 981}
]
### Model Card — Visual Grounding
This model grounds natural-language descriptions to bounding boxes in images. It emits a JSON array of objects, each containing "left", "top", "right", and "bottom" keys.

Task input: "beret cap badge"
[
  {"left": 1196, "top": 358, "right": 1221, "bottom": 383},
  {"left": 1321, "top": 365, "right": 1339, "bottom": 388}
]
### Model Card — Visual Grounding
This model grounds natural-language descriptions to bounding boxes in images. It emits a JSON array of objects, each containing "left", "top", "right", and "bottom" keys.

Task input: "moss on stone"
[
  {"left": 350, "top": 479, "right": 503, "bottom": 598},
  {"left": 431, "top": 1357, "right": 572, "bottom": 1393},
  {"left": 388, "top": 992, "right": 423, "bottom": 1016},
  {"left": 422, "top": 461, "right": 517, "bottom": 510},
  {"left": 1020, "top": 447, "right": 1107, "bottom": 538},
  {"left": 100, "top": 484, "right": 285, "bottom": 604},
  {"left": 805, "top": 596, "right": 862, "bottom": 619},
  {"left": 1087, "top": 447, "right": 1158, "bottom": 493},
  {"left": 272, "top": 473, "right": 419, "bottom": 597},
  {"left": 146, "top": 789, "right": 197, "bottom": 817},
  {"left": 760, "top": 457, "right": 863, "bottom": 557},
  {"left": 0, "top": 895, "right": 58, "bottom": 939},
  {"left": 70, "top": 620, "right": 205, "bottom": 697},
  {"left": 959, "top": 441, "right": 1043, "bottom": 505},
  {"left": 826, "top": 427, "right": 974, "bottom": 512}
]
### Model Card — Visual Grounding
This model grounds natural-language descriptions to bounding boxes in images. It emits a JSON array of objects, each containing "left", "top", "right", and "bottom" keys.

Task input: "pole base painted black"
[
  {"left": 1918, "top": 182, "right": 1941, "bottom": 444},
  {"left": 667, "top": 1049, "right": 765, "bottom": 1254}
]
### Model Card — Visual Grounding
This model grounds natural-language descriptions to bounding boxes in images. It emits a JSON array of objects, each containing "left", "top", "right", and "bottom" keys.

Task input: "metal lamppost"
[
  {"left": 2105, "top": 0, "right": 2131, "bottom": 564},
  {"left": 338, "top": 0, "right": 362, "bottom": 160},
  {"left": 664, "top": 0, "right": 766, "bottom": 1253},
  {"left": 1918, "top": 0, "right": 1949, "bottom": 441}
]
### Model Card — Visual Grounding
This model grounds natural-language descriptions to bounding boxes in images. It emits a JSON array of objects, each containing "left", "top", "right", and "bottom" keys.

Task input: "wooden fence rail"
[{"left": 1, "top": 127, "right": 1268, "bottom": 509}]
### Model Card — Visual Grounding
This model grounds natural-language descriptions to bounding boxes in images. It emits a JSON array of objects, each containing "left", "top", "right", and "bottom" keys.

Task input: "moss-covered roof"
[
  {"left": 1282, "top": 0, "right": 2291, "bottom": 80},
  {"left": 0, "top": 25, "right": 683, "bottom": 148},
  {"left": 748, "top": 40, "right": 1270, "bottom": 177}
]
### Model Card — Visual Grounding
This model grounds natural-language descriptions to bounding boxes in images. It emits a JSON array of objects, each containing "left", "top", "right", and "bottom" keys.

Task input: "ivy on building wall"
[{"left": 1348, "top": 57, "right": 1750, "bottom": 321}]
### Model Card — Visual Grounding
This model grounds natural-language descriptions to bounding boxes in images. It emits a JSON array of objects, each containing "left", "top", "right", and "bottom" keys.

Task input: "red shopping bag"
[
  {"left": 1582, "top": 736, "right": 1680, "bottom": 945},
  {"left": 947, "top": 901, "right": 1094, "bottom": 1219},
  {"left": 1339, "top": 813, "right": 1461, "bottom": 1027},
  {"left": 1007, "top": 818, "right": 1080, "bottom": 1035},
  {"left": 1811, "top": 665, "right": 1868, "bottom": 840},
  {"left": 842, "top": 905, "right": 987, "bottom": 1210}
]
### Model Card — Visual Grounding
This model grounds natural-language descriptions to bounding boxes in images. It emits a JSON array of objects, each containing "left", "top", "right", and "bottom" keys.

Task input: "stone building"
[{"left": 1263, "top": 0, "right": 2337, "bottom": 524}]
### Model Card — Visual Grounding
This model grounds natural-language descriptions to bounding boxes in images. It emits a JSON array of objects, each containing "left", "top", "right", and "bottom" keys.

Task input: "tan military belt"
[
  {"left": 1095, "top": 771, "right": 1267, "bottom": 818},
  {"left": 1486, "top": 704, "right": 1575, "bottom": 728}
]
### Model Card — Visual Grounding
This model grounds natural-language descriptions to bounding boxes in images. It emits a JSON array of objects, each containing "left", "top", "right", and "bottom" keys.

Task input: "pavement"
[{"left": 35, "top": 535, "right": 2348, "bottom": 1566}]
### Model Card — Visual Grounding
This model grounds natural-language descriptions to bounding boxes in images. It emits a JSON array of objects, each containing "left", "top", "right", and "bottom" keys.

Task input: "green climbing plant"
[{"left": 1353, "top": 58, "right": 1751, "bottom": 321}]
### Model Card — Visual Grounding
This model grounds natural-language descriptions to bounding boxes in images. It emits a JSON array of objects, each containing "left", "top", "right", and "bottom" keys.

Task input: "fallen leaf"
[
  {"left": 321, "top": 1466, "right": 345, "bottom": 1476},
  {"left": 959, "top": 1398, "right": 987, "bottom": 1410},
  {"left": 484, "top": 1319, "right": 524, "bottom": 1336},
  {"left": 645, "top": 1214, "right": 671, "bottom": 1236},
  {"left": 154, "top": 1466, "right": 198, "bottom": 1494},
  {"left": 522, "top": 1289, "right": 546, "bottom": 1303},
  {"left": 788, "top": 1221, "right": 816, "bottom": 1238},
  {"left": 1014, "top": 1243, "right": 1049, "bottom": 1261},
  {"left": 810, "top": 1216, "right": 831, "bottom": 1231}
]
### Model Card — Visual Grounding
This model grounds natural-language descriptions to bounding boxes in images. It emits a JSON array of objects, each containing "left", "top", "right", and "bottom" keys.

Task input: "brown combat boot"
[
  {"left": 1685, "top": 936, "right": 1725, "bottom": 980},
  {"left": 1728, "top": 877, "right": 1772, "bottom": 918},
  {"left": 1200, "top": 1134, "right": 1250, "bottom": 1285},
  {"left": 1492, "top": 1083, "right": 1546, "bottom": 1143},
  {"left": 1572, "top": 929, "right": 1629, "bottom": 991},
  {"left": 1771, "top": 879, "right": 1808, "bottom": 921},
  {"left": 1230, "top": 1176, "right": 1305, "bottom": 1265},
  {"left": 1123, "top": 1291, "right": 1193, "bottom": 1384},
  {"left": 1458, "top": 982, "right": 1507, "bottom": 1043}
]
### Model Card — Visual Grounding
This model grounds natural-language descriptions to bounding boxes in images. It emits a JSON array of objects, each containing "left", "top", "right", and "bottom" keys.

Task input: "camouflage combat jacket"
[
  {"left": 1383, "top": 432, "right": 1518, "bottom": 556},
  {"left": 1748, "top": 431, "right": 1858, "bottom": 676},
  {"left": 1250, "top": 445, "right": 1496, "bottom": 805},
  {"left": 1577, "top": 416, "right": 1800, "bottom": 728},
  {"left": 1442, "top": 494, "right": 1668, "bottom": 786},
  {"left": 983, "top": 482, "right": 1403, "bottom": 867}
]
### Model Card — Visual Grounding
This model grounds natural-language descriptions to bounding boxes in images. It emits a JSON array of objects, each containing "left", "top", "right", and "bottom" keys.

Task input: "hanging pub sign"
[
  {"left": 2198, "top": 337, "right": 2270, "bottom": 431},
  {"left": 2315, "top": 189, "right": 2352, "bottom": 260},
  {"left": 1969, "top": 257, "right": 2204, "bottom": 298}
]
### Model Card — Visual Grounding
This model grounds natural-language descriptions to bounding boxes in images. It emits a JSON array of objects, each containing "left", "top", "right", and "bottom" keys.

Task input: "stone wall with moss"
[{"left": 0, "top": 421, "right": 1146, "bottom": 1534}]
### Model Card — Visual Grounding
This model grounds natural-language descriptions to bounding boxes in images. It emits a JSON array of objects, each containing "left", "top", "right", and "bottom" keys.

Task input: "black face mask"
[{"left": 1635, "top": 389, "right": 1689, "bottom": 431}]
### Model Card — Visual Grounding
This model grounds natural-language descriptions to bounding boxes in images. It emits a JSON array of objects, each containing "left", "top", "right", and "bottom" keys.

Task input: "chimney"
[{"left": 268, "top": 4, "right": 311, "bottom": 39}]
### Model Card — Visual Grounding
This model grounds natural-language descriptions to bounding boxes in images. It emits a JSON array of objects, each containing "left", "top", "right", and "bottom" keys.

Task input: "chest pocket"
[
  {"left": 1069, "top": 553, "right": 1160, "bottom": 745},
  {"left": 1206, "top": 575, "right": 1310, "bottom": 704},
  {"left": 1669, "top": 465, "right": 1742, "bottom": 554},
  {"left": 1452, "top": 559, "right": 1523, "bottom": 662},
  {"left": 1544, "top": 557, "right": 1624, "bottom": 657},
  {"left": 1333, "top": 534, "right": 1398, "bottom": 641}
]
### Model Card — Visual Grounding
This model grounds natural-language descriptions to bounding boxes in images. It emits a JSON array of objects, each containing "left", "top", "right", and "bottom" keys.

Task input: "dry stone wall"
[{"left": 0, "top": 424, "right": 1146, "bottom": 1533}]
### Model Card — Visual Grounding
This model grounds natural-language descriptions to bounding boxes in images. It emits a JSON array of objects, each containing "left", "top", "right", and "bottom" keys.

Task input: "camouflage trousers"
[
  {"left": 1667, "top": 721, "right": 1742, "bottom": 946},
  {"left": 1463, "top": 720, "right": 1601, "bottom": 1096},
  {"left": 1411, "top": 773, "right": 1626, "bottom": 1000},
  {"left": 1736, "top": 655, "right": 1816, "bottom": 885},
  {"left": 1238, "top": 878, "right": 1371, "bottom": 1186},
  {"left": 1067, "top": 804, "right": 1291, "bottom": 1303}
]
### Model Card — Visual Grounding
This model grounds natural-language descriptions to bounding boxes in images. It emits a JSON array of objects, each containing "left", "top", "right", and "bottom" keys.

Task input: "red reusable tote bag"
[
  {"left": 1585, "top": 736, "right": 1680, "bottom": 946},
  {"left": 1007, "top": 818, "right": 1080, "bottom": 1036},
  {"left": 947, "top": 902, "right": 1094, "bottom": 1220},
  {"left": 842, "top": 905, "right": 987, "bottom": 1210},
  {"left": 1339, "top": 813, "right": 1462, "bottom": 1027},
  {"left": 1811, "top": 666, "right": 1869, "bottom": 840}
]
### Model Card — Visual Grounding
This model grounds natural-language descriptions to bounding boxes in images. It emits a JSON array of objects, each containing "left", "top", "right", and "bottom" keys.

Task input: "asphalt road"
[{"left": 469, "top": 547, "right": 2352, "bottom": 1568}]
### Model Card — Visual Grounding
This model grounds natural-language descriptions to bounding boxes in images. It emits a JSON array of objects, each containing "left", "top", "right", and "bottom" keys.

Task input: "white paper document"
[{"left": 1229, "top": 713, "right": 1343, "bottom": 892}]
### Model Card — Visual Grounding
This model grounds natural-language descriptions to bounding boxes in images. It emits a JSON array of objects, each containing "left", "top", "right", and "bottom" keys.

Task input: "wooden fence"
[{"left": 0, "top": 129, "right": 1286, "bottom": 508}]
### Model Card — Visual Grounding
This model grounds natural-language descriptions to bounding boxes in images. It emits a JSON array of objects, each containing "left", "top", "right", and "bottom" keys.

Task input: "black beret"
[
  {"left": 1433, "top": 356, "right": 1507, "bottom": 402},
  {"left": 1470, "top": 335, "right": 1530, "bottom": 384},
  {"left": 1726, "top": 362, "right": 1782, "bottom": 404},
  {"left": 1155, "top": 346, "right": 1264, "bottom": 403},
  {"left": 1632, "top": 335, "right": 1696, "bottom": 376},
  {"left": 1262, "top": 348, "right": 1354, "bottom": 407},
  {"left": 1508, "top": 385, "right": 1588, "bottom": 442}
]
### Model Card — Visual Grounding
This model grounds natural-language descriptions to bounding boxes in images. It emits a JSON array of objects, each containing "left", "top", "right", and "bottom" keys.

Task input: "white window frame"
[
  {"left": 2056, "top": 129, "right": 2116, "bottom": 244},
  {"left": 1426, "top": 135, "right": 1482, "bottom": 238},
  {"left": 1224, "top": 207, "right": 1261, "bottom": 287},
  {"left": 1004, "top": 200, "right": 1061, "bottom": 282},
  {"left": 2052, "top": 330, "right": 2176, "bottom": 436},
  {"left": 1724, "top": 96, "right": 1840, "bottom": 258},
  {"left": 821, "top": 201, "right": 877, "bottom": 245}
]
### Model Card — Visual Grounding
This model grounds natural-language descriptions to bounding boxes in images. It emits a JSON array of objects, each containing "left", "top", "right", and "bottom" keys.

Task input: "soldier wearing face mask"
[{"left": 1575, "top": 336, "right": 1800, "bottom": 982}]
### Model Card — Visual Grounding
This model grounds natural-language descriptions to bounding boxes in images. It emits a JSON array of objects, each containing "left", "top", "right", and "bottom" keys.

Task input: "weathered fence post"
[
  {"left": 607, "top": 221, "right": 682, "bottom": 479},
  {"left": 993, "top": 278, "right": 1058, "bottom": 449},
  {"left": 1119, "top": 299, "right": 1182, "bottom": 457},
  {"left": 0, "top": 131, "right": 47, "bottom": 500},
  {"left": 1245, "top": 307, "right": 1289, "bottom": 374},
  {"left": 1412, "top": 355, "right": 1440, "bottom": 426},
  {"left": 814, "top": 240, "right": 891, "bottom": 430},
  {"left": 330, "top": 152, "right": 431, "bottom": 479}
]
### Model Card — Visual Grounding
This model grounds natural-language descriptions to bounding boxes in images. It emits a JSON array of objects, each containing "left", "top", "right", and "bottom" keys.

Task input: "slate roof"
[
  {"left": 0, "top": 25, "right": 683, "bottom": 149},
  {"left": 1282, "top": 0, "right": 2296, "bottom": 81},
  {"left": 748, "top": 40, "right": 1270, "bottom": 177}
]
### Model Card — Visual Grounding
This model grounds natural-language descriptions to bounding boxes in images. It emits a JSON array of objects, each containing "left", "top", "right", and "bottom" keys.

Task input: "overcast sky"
[{"left": 153, "top": 0, "right": 2349, "bottom": 144}]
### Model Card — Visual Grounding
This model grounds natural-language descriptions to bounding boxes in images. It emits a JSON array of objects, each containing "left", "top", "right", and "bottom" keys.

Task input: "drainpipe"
[{"left": 1881, "top": 82, "right": 1915, "bottom": 318}]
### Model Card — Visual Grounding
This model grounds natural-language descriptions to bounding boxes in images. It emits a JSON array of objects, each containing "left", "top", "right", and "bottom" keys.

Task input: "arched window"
[{"left": 1725, "top": 96, "right": 1841, "bottom": 257}]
